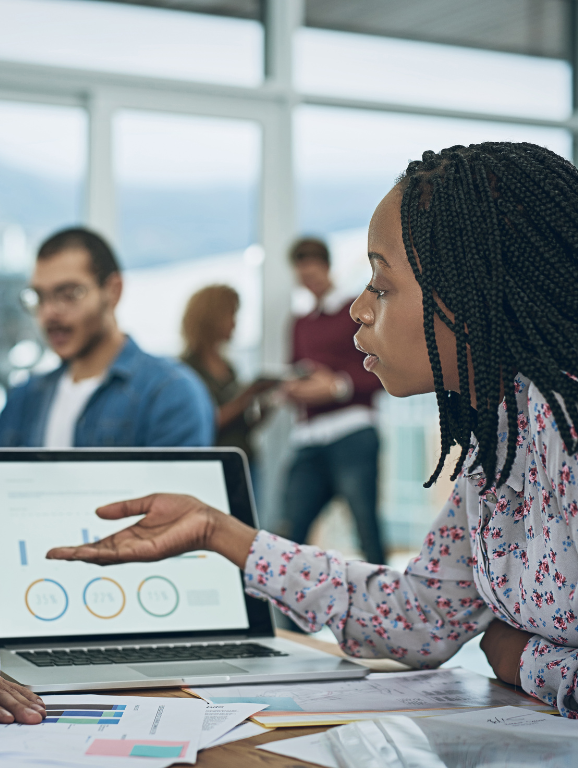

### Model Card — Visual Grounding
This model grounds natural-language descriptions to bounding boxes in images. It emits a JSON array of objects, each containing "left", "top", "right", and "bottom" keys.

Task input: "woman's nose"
[{"left": 350, "top": 292, "right": 374, "bottom": 326}]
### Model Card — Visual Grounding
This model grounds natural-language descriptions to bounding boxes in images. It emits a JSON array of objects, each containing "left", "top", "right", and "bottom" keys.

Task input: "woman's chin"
[{"left": 379, "top": 374, "right": 431, "bottom": 399}]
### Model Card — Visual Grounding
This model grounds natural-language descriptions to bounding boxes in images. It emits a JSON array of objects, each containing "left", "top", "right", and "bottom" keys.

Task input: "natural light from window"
[
  {"left": 0, "top": 0, "right": 263, "bottom": 86},
  {"left": 295, "top": 28, "right": 572, "bottom": 120}
]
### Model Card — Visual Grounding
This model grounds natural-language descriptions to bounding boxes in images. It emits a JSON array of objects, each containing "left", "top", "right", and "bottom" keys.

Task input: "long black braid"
[{"left": 396, "top": 142, "right": 578, "bottom": 491}]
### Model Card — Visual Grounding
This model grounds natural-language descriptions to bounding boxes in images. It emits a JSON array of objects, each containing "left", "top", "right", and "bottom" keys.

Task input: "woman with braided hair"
[{"left": 49, "top": 141, "right": 578, "bottom": 716}]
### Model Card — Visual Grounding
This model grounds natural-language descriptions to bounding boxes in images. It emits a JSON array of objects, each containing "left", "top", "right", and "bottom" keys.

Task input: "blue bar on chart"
[
  {"left": 19, "top": 541, "right": 27, "bottom": 566},
  {"left": 82, "top": 529, "right": 89, "bottom": 544}
]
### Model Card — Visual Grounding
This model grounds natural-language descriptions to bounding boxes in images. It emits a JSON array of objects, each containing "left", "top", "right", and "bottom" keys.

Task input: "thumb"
[{"left": 96, "top": 494, "right": 157, "bottom": 520}]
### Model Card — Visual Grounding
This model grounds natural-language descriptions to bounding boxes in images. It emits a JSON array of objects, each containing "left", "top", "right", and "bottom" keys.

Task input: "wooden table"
[{"left": 117, "top": 629, "right": 407, "bottom": 768}]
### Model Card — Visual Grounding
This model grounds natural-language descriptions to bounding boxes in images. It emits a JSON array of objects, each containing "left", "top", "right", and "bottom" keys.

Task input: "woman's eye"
[{"left": 365, "top": 283, "right": 388, "bottom": 299}]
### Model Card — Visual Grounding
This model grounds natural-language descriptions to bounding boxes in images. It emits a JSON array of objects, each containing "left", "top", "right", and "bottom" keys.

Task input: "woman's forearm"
[{"left": 217, "top": 394, "right": 251, "bottom": 429}]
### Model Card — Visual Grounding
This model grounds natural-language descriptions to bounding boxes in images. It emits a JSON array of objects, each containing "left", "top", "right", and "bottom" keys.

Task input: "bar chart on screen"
[
  {"left": 1, "top": 460, "right": 250, "bottom": 639},
  {"left": 81, "top": 528, "right": 100, "bottom": 544}
]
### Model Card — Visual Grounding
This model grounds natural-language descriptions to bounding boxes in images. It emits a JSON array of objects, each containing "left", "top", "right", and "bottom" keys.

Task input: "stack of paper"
[
  {"left": 259, "top": 706, "right": 573, "bottom": 768},
  {"left": 187, "top": 667, "right": 551, "bottom": 728},
  {"left": 0, "top": 694, "right": 268, "bottom": 766}
]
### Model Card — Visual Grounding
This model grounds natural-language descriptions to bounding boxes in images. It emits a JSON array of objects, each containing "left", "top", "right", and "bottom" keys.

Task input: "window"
[
  {"left": 0, "top": 0, "right": 263, "bottom": 86},
  {"left": 295, "top": 105, "right": 573, "bottom": 548},
  {"left": 114, "top": 110, "right": 262, "bottom": 375},
  {"left": 0, "top": 100, "right": 87, "bottom": 269},
  {"left": 0, "top": 100, "right": 87, "bottom": 389},
  {"left": 295, "top": 28, "right": 572, "bottom": 120},
  {"left": 296, "top": 105, "right": 573, "bottom": 271}
]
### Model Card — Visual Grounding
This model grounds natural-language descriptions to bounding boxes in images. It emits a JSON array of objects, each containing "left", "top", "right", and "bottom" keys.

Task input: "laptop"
[{"left": 0, "top": 448, "right": 367, "bottom": 693}]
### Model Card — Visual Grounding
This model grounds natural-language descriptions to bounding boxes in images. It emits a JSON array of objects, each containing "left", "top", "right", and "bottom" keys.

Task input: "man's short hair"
[
  {"left": 37, "top": 227, "right": 121, "bottom": 285},
  {"left": 289, "top": 237, "right": 330, "bottom": 267}
]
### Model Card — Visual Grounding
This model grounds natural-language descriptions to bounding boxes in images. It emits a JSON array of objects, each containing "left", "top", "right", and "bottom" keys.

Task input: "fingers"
[
  {"left": 96, "top": 495, "right": 158, "bottom": 520},
  {"left": 0, "top": 680, "right": 46, "bottom": 724},
  {"left": 47, "top": 530, "right": 161, "bottom": 565},
  {"left": 47, "top": 545, "right": 131, "bottom": 565},
  {"left": 46, "top": 544, "right": 103, "bottom": 561},
  {"left": 6, "top": 681, "right": 45, "bottom": 710},
  {"left": 47, "top": 495, "right": 160, "bottom": 560}
]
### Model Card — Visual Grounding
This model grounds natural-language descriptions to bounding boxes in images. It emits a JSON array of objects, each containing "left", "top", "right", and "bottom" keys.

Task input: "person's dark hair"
[
  {"left": 37, "top": 227, "right": 121, "bottom": 285},
  {"left": 396, "top": 142, "right": 578, "bottom": 491},
  {"left": 289, "top": 237, "right": 330, "bottom": 266}
]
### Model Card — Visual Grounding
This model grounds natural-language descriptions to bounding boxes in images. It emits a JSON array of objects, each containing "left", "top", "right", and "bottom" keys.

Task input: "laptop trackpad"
[{"left": 129, "top": 661, "right": 248, "bottom": 678}]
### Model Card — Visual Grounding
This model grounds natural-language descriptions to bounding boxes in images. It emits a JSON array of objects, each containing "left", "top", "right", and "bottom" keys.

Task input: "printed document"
[
  {"left": 189, "top": 667, "right": 549, "bottom": 727},
  {"left": 0, "top": 694, "right": 206, "bottom": 767}
]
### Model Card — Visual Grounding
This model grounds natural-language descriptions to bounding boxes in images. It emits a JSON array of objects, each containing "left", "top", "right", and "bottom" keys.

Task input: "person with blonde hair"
[{"left": 181, "top": 285, "right": 277, "bottom": 470}]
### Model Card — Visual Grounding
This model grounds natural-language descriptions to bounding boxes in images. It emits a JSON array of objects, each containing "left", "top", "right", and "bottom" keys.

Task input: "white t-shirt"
[{"left": 43, "top": 372, "right": 104, "bottom": 448}]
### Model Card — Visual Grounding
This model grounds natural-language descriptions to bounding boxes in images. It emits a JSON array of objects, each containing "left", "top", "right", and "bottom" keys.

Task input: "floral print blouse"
[{"left": 244, "top": 374, "right": 578, "bottom": 717}]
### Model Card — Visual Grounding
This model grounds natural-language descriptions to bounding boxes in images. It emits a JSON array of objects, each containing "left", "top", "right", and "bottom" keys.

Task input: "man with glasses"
[{"left": 0, "top": 227, "right": 214, "bottom": 448}]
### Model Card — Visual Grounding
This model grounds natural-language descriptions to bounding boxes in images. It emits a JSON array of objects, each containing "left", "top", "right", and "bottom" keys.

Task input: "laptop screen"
[{"left": 0, "top": 456, "right": 251, "bottom": 641}]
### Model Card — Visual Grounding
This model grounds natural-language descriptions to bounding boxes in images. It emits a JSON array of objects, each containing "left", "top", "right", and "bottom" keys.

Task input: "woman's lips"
[
  {"left": 355, "top": 337, "right": 379, "bottom": 372},
  {"left": 363, "top": 354, "right": 379, "bottom": 372}
]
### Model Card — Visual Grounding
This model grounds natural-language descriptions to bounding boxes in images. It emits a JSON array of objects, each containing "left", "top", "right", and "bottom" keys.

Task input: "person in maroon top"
[{"left": 280, "top": 238, "right": 386, "bottom": 564}]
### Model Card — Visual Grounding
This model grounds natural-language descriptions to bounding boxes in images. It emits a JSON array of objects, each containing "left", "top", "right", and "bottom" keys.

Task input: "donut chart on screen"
[
  {"left": 25, "top": 579, "right": 69, "bottom": 621},
  {"left": 83, "top": 577, "right": 126, "bottom": 619},
  {"left": 137, "top": 576, "right": 179, "bottom": 617}
]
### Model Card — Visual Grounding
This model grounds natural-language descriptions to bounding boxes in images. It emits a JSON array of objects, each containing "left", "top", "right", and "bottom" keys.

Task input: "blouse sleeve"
[
  {"left": 518, "top": 399, "right": 578, "bottom": 717},
  {"left": 244, "top": 476, "right": 493, "bottom": 666}
]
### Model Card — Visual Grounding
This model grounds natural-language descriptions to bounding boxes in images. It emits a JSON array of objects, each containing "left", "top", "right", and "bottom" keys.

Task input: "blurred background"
[{"left": 0, "top": 0, "right": 575, "bottom": 572}]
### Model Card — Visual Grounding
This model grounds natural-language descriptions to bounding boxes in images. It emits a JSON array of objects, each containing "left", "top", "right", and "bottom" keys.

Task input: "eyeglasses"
[{"left": 20, "top": 284, "right": 91, "bottom": 314}]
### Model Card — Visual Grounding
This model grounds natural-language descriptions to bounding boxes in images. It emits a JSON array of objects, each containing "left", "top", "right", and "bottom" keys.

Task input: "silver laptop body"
[{"left": 0, "top": 448, "right": 367, "bottom": 692}]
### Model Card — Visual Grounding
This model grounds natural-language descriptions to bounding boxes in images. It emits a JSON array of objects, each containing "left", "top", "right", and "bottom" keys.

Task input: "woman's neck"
[{"left": 199, "top": 347, "right": 230, "bottom": 382}]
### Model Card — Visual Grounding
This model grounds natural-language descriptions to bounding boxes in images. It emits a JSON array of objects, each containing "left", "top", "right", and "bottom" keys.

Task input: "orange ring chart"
[
  {"left": 25, "top": 579, "right": 69, "bottom": 621},
  {"left": 83, "top": 577, "right": 126, "bottom": 619}
]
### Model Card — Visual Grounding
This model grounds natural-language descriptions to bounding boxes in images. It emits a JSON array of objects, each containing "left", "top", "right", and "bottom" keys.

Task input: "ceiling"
[{"left": 97, "top": 0, "right": 573, "bottom": 59}]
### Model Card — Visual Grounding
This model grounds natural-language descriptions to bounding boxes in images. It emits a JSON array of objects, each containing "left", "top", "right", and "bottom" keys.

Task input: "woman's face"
[
  {"left": 219, "top": 309, "right": 236, "bottom": 343},
  {"left": 350, "top": 186, "right": 459, "bottom": 398}
]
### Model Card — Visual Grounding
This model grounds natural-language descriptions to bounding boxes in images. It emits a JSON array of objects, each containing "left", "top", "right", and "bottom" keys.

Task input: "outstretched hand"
[{"left": 46, "top": 493, "right": 256, "bottom": 569}]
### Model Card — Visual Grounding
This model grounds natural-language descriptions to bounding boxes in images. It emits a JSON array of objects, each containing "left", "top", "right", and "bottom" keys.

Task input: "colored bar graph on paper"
[
  {"left": 87, "top": 740, "right": 188, "bottom": 758},
  {"left": 44, "top": 703, "right": 125, "bottom": 724},
  {"left": 81, "top": 529, "right": 89, "bottom": 544},
  {"left": 19, "top": 541, "right": 27, "bottom": 566},
  {"left": 45, "top": 717, "right": 121, "bottom": 724},
  {"left": 45, "top": 704, "right": 125, "bottom": 711}
]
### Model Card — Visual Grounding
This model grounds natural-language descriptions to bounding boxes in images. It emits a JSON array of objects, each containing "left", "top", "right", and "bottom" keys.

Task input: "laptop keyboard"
[{"left": 17, "top": 642, "right": 288, "bottom": 667}]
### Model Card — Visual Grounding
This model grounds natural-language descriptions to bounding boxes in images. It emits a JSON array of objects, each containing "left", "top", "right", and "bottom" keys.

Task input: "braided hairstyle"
[{"left": 396, "top": 142, "right": 578, "bottom": 491}]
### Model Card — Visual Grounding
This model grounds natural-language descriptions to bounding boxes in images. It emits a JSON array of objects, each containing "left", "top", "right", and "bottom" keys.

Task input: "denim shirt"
[{"left": 0, "top": 337, "right": 215, "bottom": 447}]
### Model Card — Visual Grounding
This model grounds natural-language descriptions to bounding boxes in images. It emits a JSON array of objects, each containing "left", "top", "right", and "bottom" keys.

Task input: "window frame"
[{"left": 0, "top": 0, "right": 576, "bottom": 366}]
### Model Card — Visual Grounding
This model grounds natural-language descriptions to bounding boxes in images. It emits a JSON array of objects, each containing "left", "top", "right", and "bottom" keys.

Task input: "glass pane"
[
  {"left": 296, "top": 106, "right": 573, "bottom": 283},
  {"left": 0, "top": 100, "right": 87, "bottom": 389},
  {"left": 0, "top": 0, "right": 263, "bottom": 86},
  {"left": 114, "top": 110, "right": 262, "bottom": 376},
  {"left": 0, "top": 100, "right": 87, "bottom": 263},
  {"left": 295, "top": 105, "right": 572, "bottom": 549},
  {"left": 295, "top": 28, "right": 572, "bottom": 120}
]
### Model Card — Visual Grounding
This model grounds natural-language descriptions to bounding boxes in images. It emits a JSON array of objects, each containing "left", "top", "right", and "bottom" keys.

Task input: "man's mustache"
[{"left": 44, "top": 324, "right": 73, "bottom": 333}]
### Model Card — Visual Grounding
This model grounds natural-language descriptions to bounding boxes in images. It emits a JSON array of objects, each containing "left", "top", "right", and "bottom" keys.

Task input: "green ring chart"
[{"left": 137, "top": 576, "right": 179, "bottom": 617}]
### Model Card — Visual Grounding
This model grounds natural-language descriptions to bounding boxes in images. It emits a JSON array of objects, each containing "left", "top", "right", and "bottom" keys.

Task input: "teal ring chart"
[
  {"left": 137, "top": 576, "right": 179, "bottom": 617},
  {"left": 25, "top": 579, "right": 69, "bottom": 621}
]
